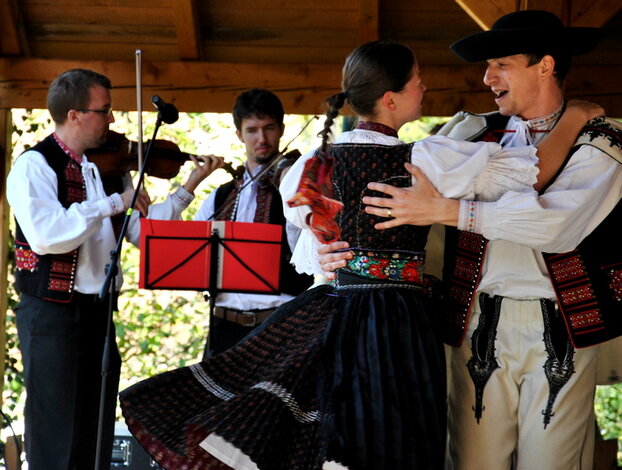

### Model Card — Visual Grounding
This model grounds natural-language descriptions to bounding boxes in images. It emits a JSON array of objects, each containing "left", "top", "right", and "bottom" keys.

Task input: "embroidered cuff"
[
  {"left": 108, "top": 193, "right": 124, "bottom": 215},
  {"left": 171, "top": 186, "right": 195, "bottom": 207},
  {"left": 458, "top": 200, "right": 483, "bottom": 233}
]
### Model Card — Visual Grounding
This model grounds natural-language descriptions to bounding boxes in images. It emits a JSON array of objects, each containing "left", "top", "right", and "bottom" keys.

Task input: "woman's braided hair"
[
  {"left": 318, "top": 40, "right": 416, "bottom": 151},
  {"left": 319, "top": 92, "right": 347, "bottom": 152}
]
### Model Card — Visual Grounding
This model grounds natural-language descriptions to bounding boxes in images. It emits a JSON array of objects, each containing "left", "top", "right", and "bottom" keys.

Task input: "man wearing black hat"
[{"left": 324, "top": 9, "right": 622, "bottom": 470}]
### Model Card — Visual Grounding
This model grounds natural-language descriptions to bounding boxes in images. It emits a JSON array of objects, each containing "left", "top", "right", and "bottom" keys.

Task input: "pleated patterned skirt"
[{"left": 119, "top": 284, "right": 446, "bottom": 470}]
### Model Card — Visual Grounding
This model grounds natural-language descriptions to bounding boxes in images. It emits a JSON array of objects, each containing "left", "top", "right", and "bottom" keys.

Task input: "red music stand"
[{"left": 139, "top": 219, "right": 283, "bottom": 355}]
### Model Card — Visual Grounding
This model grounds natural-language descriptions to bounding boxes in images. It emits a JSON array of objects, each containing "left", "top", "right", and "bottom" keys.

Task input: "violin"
[{"left": 86, "top": 130, "right": 243, "bottom": 179}]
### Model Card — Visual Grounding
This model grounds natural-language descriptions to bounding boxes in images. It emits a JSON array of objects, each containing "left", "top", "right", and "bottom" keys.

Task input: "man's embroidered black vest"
[
  {"left": 542, "top": 119, "right": 622, "bottom": 347},
  {"left": 14, "top": 135, "right": 86, "bottom": 302},
  {"left": 213, "top": 171, "right": 312, "bottom": 296},
  {"left": 439, "top": 113, "right": 622, "bottom": 348}
]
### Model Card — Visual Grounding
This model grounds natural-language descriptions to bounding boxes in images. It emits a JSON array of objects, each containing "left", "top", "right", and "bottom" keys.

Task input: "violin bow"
[
  {"left": 136, "top": 49, "right": 144, "bottom": 173},
  {"left": 250, "top": 114, "right": 318, "bottom": 182}
]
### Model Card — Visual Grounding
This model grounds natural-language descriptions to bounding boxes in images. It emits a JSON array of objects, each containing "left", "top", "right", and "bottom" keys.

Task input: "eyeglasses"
[{"left": 75, "top": 108, "right": 113, "bottom": 117}]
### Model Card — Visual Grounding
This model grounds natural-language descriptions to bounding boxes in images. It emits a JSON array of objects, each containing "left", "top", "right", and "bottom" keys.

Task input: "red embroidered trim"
[
  {"left": 51, "top": 259, "right": 74, "bottom": 276},
  {"left": 47, "top": 251, "right": 78, "bottom": 293},
  {"left": 254, "top": 182, "right": 273, "bottom": 225},
  {"left": 345, "top": 249, "right": 425, "bottom": 284},
  {"left": 64, "top": 164, "right": 86, "bottom": 203},
  {"left": 606, "top": 267, "right": 622, "bottom": 302},
  {"left": 546, "top": 256, "right": 586, "bottom": 284},
  {"left": 356, "top": 121, "right": 399, "bottom": 138},
  {"left": 569, "top": 309, "right": 602, "bottom": 329},
  {"left": 444, "top": 231, "right": 487, "bottom": 345},
  {"left": 49, "top": 278, "right": 72, "bottom": 292},
  {"left": 547, "top": 251, "right": 604, "bottom": 335},
  {"left": 53, "top": 133, "right": 83, "bottom": 164},
  {"left": 15, "top": 248, "right": 38, "bottom": 271},
  {"left": 559, "top": 285, "right": 596, "bottom": 306}
]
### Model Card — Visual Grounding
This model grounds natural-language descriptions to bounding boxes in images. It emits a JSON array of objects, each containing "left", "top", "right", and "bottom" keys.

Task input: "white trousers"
[{"left": 446, "top": 297, "right": 598, "bottom": 470}]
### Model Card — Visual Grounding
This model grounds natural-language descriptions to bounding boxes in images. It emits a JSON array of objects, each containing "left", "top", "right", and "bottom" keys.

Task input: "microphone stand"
[{"left": 94, "top": 112, "right": 168, "bottom": 470}]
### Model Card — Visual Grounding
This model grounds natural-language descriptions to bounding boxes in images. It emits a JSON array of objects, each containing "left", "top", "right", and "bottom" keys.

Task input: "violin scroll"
[{"left": 221, "top": 161, "right": 246, "bottom": 179}]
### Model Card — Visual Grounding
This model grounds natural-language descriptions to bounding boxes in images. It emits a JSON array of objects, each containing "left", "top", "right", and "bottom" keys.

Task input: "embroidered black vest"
[
  {"left": 542, "top": 120, "right": 622, "bottom": 347},
  {"left": 440, "top": 113, "right": 622, "bottom": 348},
  {"left": 213, "top": 171, "right": 313, "bottom": 296},
  {"left": 440, "top": 112, "right": 508, "bottom": 346},
  {"left": 14, "top": 135, "right": 86, "bottom": 302}
]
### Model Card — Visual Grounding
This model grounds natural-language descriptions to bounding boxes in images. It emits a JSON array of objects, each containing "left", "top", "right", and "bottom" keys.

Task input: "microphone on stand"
[{"left": 151, "top": 95, "right": 179, "bottom": 124}]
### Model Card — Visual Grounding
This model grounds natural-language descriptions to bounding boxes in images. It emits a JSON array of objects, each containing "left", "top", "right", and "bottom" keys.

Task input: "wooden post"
[{"left": 0, "top": 108, "right": 12, "bottom": 405}]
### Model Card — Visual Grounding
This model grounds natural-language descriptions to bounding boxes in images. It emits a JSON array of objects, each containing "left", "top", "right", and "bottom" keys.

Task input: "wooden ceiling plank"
[
  {"left": 524, "top": 0, "right": 566, "bottom": 21},
  {"left": 456, "top": 0, "right": 621, "bottom": 28},
  {"left": 29, "top": 24, "right": 177, "bottom": 44},
  {"left": 24, "top": 0, "right": 169, "bottom": 6},
  {"left": 24, "top": 5, "right": 172, "bottom": 26},
  {"left": 30, "top": 42, "right": 180, "bottom": 61},
  {"left": 453, "top": 0, "right": 515, "bottom": 30},
  {"left": 0, "top": 109, "right": 11, "bottom": 405},
  {"left": 359, "top": 0, "right": 380, "bottom": 43},
  {"left": 1, "top": 57, "right": 620, "bottom": 117},
  {"left": 172, "top": 0, "right": 203, "bottom": 60},
  {"left": 569, "top": 0, "right": 622, "bottom": 27},
  {"left": 1, "top": 0, "right": 31, "bottom": 56},
  {"left": 0, "top": 2, "right": 22, "bottom": 55},
  {"left": 205, "top": 7, "right": 359, "bottom": 29}
]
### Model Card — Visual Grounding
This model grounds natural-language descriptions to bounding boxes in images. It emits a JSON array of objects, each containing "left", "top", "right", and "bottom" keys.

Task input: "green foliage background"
[{"left": 3, "top": 108, "right": 620, "bottom": 463}]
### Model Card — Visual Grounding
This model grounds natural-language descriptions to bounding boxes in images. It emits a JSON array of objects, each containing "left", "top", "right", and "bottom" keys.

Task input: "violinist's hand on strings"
[
  {"left": 183, "top": 154, "right": 225, "bottom": 193},
  {"left": 120, "top": 188, "right": 152, "bottom": 217},
  {"left": 363, "top": 164, "right": 459, "bottom": 229}
]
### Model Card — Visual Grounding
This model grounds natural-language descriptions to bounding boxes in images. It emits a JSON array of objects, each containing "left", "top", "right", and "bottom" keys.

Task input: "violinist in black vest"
[
  {"left": 195, "top": 88, "right": 313, "bottom": 356},
  {"left": 6, "top": 68, "right": 217, "bottom": 470}
]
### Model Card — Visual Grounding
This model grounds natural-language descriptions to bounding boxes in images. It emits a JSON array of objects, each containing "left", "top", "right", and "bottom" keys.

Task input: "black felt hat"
[{"left": 450, "top": 10, "right": 602, "bottom": 62}]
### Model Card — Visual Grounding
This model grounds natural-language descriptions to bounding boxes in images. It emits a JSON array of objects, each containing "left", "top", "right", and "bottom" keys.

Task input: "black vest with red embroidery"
[
  {"left": 542, "top": 120, "right": 622, "bottom": 347},
  {"left": 213, "top": 170, "right": 313, "bottom": 296},
  {"left": 440, "top": 112, "right": 508, "bottom": 346},
  {"left": 440, "top": 113, "right": 622, "bottom": 348},
  {"left": 14, "top": 135, "right": 85, "bottom": 303}
]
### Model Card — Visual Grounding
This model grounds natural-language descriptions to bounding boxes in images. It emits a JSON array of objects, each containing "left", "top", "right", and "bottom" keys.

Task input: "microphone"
[{"left": 151, "top": 95, "right": 179, "bottom": 124}]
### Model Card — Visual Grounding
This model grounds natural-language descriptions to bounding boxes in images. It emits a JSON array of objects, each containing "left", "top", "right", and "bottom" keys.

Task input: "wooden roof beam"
[
  {"left": 173, "top": 0, "right": 203, "bottom": 60},
  {"left": 359, "top": 0, "right": 380, "bottom": 43},
  {"left": 454, "top": 0, "right": 621, "bottom": 29},
  {"left": 0, "top": 0, "right": 31, "bottom": 57},
  {"left": 568, "top": 1, "right": 622, "bottom": 27},
  {"left": 2, "top": 57, "right": 621, "bottom": 117}
]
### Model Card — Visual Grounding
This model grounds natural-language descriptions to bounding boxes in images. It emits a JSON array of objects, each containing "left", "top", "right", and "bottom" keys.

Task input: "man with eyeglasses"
[{"left": 5, "top": 68, "right": 218, "bottom": 470}]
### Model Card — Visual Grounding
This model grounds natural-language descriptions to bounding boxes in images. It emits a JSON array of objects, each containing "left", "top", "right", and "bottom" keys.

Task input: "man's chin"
[
  {"left": 98, "top": 131, "right": 110, "bottom": 146},
  {"left": 89, "top": 136, "right": 108, "bottom": 150},
  {"left": 494, "top": 103, "right": 513, "bottom": 116},
  {"left": 255, "top": 153, "right": 277, "bottom": 164}
]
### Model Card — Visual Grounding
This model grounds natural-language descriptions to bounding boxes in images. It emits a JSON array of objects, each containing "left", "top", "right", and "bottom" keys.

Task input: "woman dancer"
[{"left": 120, "top": 41, "right": 601, "bottom": 470}]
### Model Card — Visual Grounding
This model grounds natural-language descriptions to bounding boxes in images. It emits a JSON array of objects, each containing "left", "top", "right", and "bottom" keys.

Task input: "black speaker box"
[{"left": 112, "top": 423, "right": 163, "bottom": 469}]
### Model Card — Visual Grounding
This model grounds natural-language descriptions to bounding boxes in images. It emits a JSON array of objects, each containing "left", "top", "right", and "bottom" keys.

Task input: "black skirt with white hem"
[{"left": 120, "top": 277, "right": 446, "bottom": 470}]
